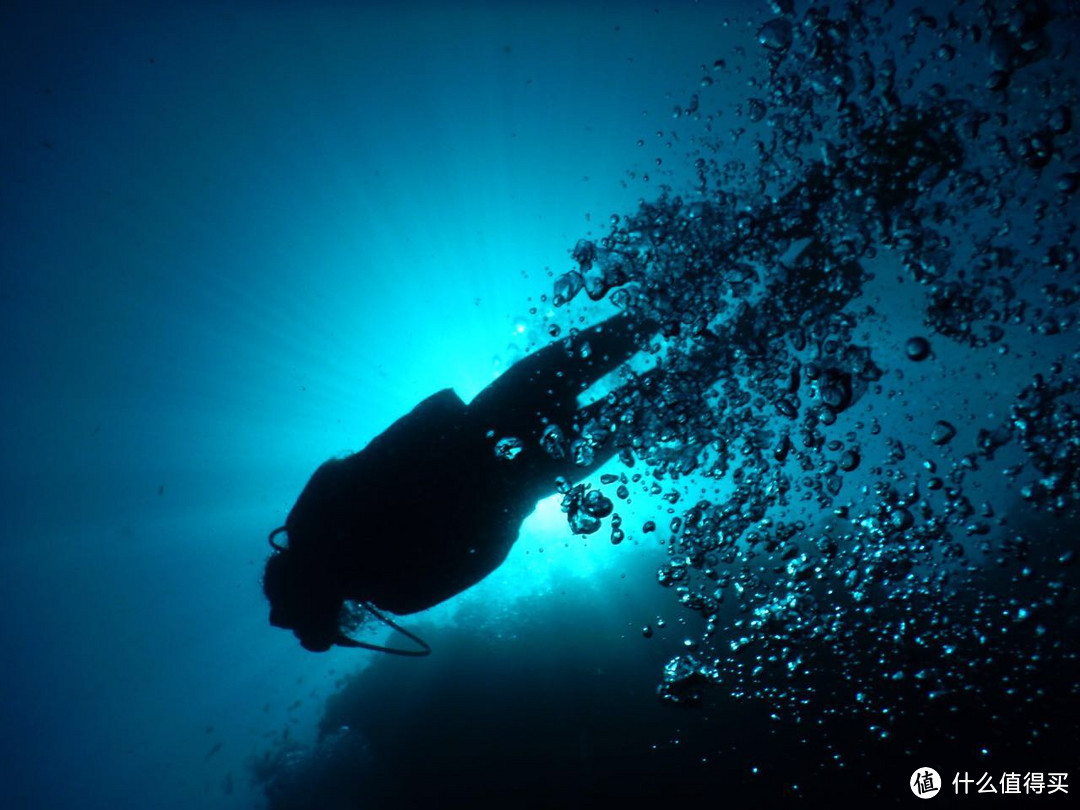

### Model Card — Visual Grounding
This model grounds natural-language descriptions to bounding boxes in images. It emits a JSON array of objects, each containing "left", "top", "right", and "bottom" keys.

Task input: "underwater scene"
[{"left": 2, "top": 0, "right": 1078, "bottom": 807}]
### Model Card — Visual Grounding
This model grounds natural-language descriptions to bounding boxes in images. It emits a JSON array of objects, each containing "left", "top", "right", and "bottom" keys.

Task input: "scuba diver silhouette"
[{"left": 263, "top": 314, "right": 655, "bottom": 654}]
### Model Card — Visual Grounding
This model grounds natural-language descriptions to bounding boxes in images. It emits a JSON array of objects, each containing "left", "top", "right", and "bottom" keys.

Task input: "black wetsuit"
[{"left": 264, "top": 315, "right": 650, "bottom": 650}]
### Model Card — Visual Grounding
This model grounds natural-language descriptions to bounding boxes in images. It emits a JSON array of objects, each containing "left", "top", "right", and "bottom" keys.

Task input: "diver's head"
[
  {"left": 263, "top": 544, "right": 343, "bottom": 652},
  {"left": 263, "top": 528, "right": 433, "bottom": 657}
]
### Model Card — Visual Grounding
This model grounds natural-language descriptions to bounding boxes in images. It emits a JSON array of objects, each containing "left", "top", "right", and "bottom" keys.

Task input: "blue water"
[
  {"left": 1, "top": 3, "right": 732, "bottom": 808},
  {"left": 3, "top": 1, "right": 1077, "bottom": 808}
]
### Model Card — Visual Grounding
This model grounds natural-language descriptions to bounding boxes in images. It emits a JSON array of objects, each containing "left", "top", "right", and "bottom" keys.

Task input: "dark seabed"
[{"left": 2, "top": 1, "right": 1077, "bottom": 808}]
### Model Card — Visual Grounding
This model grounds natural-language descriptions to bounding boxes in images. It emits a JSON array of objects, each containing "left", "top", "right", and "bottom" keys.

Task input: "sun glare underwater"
[{"left": 2, "top": 1, "right": 1079, "bottom": 808}]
